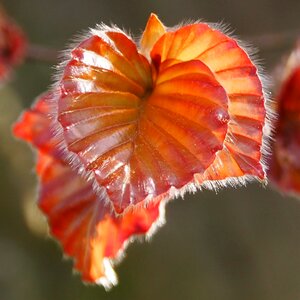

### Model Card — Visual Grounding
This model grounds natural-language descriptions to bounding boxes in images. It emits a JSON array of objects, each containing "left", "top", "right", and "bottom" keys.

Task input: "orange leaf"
[
  {"left": 151, "top": 22, "right": 268, "bottom": 183},
  {"left": 140, "top": 13, "right": 166, "bottom": 57},
  {"left": 49, "top": 14, "right": 270, "bottom": 213},
  {"left": 55, "top": 20, "right": 232, "bottom": 213},
  {"left": 13, "top": 13, "right": 271, "bottom": 289}
]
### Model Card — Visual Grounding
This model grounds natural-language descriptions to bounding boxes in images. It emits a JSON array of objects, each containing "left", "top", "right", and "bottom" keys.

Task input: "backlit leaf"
[
  {"left": 36, "top": 152, "right": 165, "bottom": 289},
  {"left": 150, "top": 22, "right": 267, "bottom": 184},
  {"left": 13, "top": 94, "right": 167, "bottom": 288}
]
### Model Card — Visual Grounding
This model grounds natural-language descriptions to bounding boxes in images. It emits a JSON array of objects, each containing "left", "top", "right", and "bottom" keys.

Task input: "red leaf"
[
  {"left": 14, "top": 94, "right": 167, "bottom": 288},
  {"left": 269, "top": 44, "right": 300, "bottom": 194},
  {"left": 37, "top": 152, "right": 165, "bottom": 288},
  {"left": 0, "top": 7, "right": 26, "bottom": 81},
  {"left": 13, "top": 93, "right": 60, "bottom": 157}
]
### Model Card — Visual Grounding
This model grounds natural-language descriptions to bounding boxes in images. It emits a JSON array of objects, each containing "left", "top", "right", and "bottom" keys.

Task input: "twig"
[
  {"left": 245, "top": 29, "right": 300, "bottom": 51},
  {"left": 24, "top": 29, "right": 300, "bottom": 64},
  {"left": 26, "top": 43, "right": 59, "bottom": 64}
]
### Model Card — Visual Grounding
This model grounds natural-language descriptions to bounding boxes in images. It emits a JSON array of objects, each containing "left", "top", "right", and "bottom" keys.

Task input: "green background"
[{"left": 1, "top": 0, "right": 300, "bottom": 299}]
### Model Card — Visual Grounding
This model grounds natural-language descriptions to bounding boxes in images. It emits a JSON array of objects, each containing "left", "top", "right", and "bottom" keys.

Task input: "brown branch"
[
  {"left": 245, "top": 29, "right": 300, "bottom": 51},
  {"left": 24, "top": 29, "right": 300, "bottom": 64},
  {"left": 26, "top": 43, "right": 59, "bottom": 64}
]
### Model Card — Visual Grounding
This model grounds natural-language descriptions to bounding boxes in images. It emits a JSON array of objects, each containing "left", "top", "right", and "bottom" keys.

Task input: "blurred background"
[{"left": 1, "top": 0, "right": 300, "bottom": 299}]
